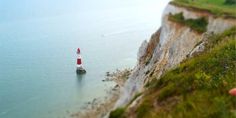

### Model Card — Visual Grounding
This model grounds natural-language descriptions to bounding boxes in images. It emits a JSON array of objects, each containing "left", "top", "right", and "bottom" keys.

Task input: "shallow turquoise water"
[{"left": 0, "top": 1, "right": 169, "bottom": 117}]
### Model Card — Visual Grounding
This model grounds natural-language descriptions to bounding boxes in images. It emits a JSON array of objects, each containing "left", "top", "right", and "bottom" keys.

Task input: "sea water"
[{"left": 0, "top": 0, "right": 169, "bottom": 118}]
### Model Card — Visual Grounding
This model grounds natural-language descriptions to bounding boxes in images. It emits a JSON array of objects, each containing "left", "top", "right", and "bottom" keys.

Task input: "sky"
[{"left": 0, "top": 0, "right": 171, "bottom": 22}]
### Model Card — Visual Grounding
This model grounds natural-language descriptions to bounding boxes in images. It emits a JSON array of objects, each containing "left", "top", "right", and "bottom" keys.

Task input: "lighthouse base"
[{"left": 76, "top": 67, "right": 86, "bottom": 74}]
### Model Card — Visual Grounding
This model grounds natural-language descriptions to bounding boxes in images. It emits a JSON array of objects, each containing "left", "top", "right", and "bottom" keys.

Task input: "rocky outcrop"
[{"left": 115, "top": 3, "right": 236, "bottom": 108}]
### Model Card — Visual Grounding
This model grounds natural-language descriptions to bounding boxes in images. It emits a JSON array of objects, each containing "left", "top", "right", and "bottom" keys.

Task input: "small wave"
[
  {"left": 102, "top": 29, "right": 132, "bottom": 37},
  {"left": 102, "top": 26, "right": 151, "bottom": 38},
  {"left": 101, "top": 22, "right": 146, "bottom": 37},
  {"left": 0, "top": 111, "right": 8, "bottom": 116}
]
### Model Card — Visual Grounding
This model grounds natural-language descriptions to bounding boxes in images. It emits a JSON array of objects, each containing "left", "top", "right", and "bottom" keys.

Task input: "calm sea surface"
[{"left": 0, "top": 1, "right": 169, "bottom": 118}]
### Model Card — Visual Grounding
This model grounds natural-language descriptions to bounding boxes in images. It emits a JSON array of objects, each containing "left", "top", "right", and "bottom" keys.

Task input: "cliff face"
[{"left": 115, "top": 3, "right": 236, "bottom": 107}]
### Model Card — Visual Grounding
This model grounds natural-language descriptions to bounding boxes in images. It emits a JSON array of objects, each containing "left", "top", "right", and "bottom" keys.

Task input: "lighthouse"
[{"left": 76, "top": 48, "right": 86, "bottom": 74}]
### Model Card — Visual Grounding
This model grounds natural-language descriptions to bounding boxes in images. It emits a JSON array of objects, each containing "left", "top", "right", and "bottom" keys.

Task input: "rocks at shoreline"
[
  {"left": 70, "top": 69, "right": 131, "bottom": 118},
  {"left": 102, "top": 69, "right": 132, "bottom": 87},
  {"left": 70, "top": 87, "right": 120, "bottom": 118}
]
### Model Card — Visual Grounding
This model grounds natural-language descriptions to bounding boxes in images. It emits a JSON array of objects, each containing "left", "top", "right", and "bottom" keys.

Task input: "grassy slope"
[
  {"left": 135, "top": 27, "right": 236, "bottom": 118},
  {"left": 171, "top": 0, "right": 236, "bottom": 18},
  {"left": 109, "top": 27, "right": 236, "bottom": 118}
]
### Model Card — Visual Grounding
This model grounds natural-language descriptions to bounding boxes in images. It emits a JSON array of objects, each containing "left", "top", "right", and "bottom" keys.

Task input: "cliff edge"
[{"left": 110, "top": 1, "right": 236, "bottom": 118}]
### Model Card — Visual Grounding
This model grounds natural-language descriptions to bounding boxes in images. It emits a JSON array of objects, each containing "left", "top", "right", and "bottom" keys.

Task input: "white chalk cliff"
[{"left": 115, "top": 3, "right": 236, "bottom": 107}]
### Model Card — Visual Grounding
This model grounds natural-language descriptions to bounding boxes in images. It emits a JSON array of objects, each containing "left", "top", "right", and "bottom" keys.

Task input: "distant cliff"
[{"left": 109, "top": 1, "right": 236, "bottom": 118}]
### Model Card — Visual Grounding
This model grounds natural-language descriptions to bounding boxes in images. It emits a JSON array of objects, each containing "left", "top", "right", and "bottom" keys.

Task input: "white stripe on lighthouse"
[{"left": 77, "top": 64, "right": 83, "bottom": 68}]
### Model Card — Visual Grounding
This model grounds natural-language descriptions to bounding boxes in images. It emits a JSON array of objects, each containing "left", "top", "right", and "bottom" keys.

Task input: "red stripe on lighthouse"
[{"left": 77, "top": 58, "right": 82, "bottom": 65}]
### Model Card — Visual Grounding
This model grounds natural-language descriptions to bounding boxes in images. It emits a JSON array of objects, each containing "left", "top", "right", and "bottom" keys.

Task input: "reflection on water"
[{"left": 76, "top": 73, "right": 85, "bottom": 83}]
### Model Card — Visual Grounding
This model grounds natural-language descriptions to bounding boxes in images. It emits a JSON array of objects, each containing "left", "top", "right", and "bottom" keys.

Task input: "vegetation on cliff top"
[
  {"left": 110, "top": 27, "right": 236, "bottom": 118},
  {"left": 171, "top": 0, "right": 236, "bottom": 18},
  {"left": 168, "top": 12, "right": 208, "bottom": 33}
]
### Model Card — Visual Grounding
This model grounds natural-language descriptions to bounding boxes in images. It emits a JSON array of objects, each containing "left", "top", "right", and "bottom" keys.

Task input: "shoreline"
[{"left": 70, "top": 69, "right": 131, "bottom": 118}]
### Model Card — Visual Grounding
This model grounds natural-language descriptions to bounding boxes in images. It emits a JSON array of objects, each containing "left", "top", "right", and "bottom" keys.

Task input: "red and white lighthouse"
[{"left": 76, "top": 48, "right": 86, "bottom": 74}]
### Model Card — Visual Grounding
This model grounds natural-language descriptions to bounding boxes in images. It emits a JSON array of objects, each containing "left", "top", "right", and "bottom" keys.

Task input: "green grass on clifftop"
[
  {"left": 171, "top": 0, "right": 236, "bottom": 18},
  {"left": 168, "top": 12, "right": 208, "bottom": 33}
]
